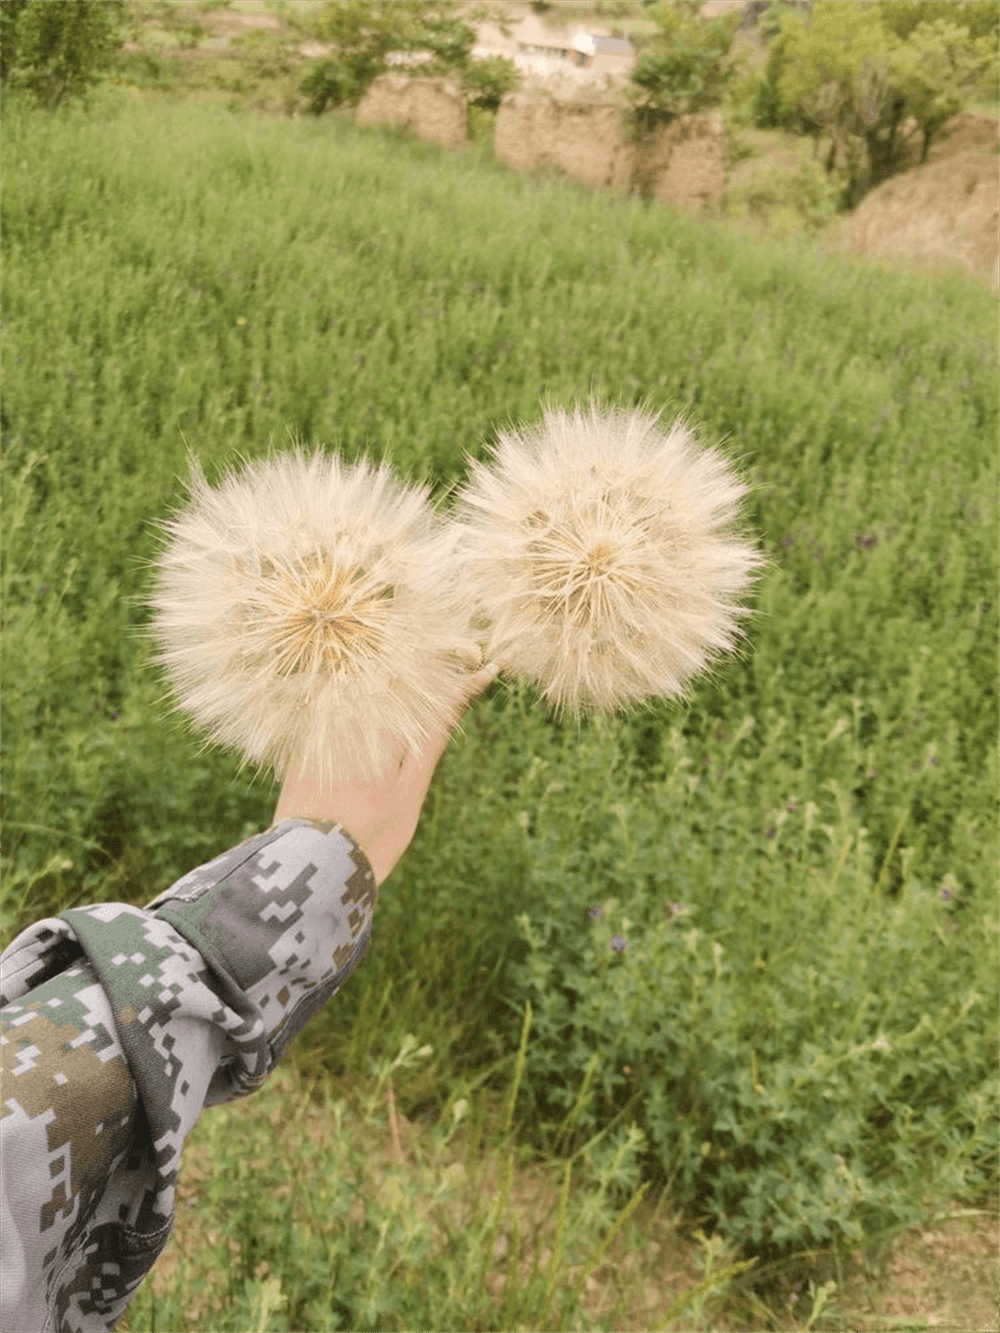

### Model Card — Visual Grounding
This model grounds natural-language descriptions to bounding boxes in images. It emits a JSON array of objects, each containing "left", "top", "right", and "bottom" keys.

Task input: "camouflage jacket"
[{"left": 0, "top": 817, "right": 377, "bottom": 1333}]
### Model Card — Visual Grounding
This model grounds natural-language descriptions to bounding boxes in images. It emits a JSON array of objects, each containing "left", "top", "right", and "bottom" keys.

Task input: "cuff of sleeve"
[{"left": 150, "top": 819, "right": 377, "bottom": 1067}]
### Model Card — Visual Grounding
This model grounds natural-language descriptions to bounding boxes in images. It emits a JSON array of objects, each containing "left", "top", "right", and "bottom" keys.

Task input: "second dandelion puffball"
[
  {"left": 451, "top": 404, "right": 761, "bottom": 715},
  {"left": 148, "top": 451, "right": 478, "bottom": 782}
]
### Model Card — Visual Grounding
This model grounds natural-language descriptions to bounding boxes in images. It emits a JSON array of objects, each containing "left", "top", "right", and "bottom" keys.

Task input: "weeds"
[{"left": 3, "top": 79, "right": 997, "bottom": 1329}]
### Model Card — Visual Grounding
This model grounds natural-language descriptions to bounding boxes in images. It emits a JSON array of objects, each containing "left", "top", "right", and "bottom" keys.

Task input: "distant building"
[
  {"left": 570, "top": 33, "right": 635, "bottom": 72},
  {"left": 512, "top": 12, "right": 575, "bottom": 61},
  {"left": 473, "top": 13, "right": 635, "bottom": 82}
]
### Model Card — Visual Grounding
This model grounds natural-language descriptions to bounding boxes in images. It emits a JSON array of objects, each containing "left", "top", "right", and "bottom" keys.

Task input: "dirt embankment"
[
  {"left": 844, "top": 114, "right": 999, "bottom": 291},
  {"left": 354, "top": 66, "right": 996, "bottom": 289},
  {"left": 355, "top": 74, "right": 468, "bottom": 148},
  {"left": 358, "top": 78, "right": 726, "bottom": 213}
]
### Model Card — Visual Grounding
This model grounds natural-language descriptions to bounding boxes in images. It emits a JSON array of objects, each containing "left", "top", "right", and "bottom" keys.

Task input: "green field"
[{"left": 2, "top": 89, "right": 997, "bottom": 1330}]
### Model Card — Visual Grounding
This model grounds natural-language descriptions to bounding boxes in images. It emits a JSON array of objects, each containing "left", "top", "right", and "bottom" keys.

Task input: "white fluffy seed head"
[
  {"left": 148, "top": 450, "right": 478, "bottom": 782},
  {"left": 450, "top": 403, "right": 762, "bottom": 715}
]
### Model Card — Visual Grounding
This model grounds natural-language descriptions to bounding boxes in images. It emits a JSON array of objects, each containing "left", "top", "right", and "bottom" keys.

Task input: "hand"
[{"left": 272, "top": 664, "right": 498, "bottom": 884}]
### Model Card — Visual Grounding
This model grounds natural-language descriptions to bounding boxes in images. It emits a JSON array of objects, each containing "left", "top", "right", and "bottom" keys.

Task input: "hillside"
[
  {"left": 3, "top": 67, "right": 997, "bottom": 1333},
  {"left": 118, "top": 0, "right": 999, "bottom": 291}
]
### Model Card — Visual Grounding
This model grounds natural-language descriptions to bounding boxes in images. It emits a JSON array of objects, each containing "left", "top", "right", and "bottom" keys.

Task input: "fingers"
[
  {"left": 399, "top": 661, "right": 499, "bottom": 784},
  {"left": 441, "top": 659, "right": 499, "bottom": 733},
  {"left": 463, "top": 660, "right": 501, "bottom": 702}
]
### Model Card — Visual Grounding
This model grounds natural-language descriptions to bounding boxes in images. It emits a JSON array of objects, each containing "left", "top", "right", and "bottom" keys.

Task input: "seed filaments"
[
  {"left": 254, "top": 556, "right": 392, "bottom": 678},
  {"left": 451, "top": 403, "right": 762, "bottom": 714}
]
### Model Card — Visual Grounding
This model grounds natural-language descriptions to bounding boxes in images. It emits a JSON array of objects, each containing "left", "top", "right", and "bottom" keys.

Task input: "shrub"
[
  {"left": 506, "top": 721, "right": 998, "bottom": 1258},
  {"left": 299, "top": 57, "right": 360, "bottom": 116},
  {"left": 0, "top": 0, "right": 127, "bottom": 108},
  {"left": 462, "top": 54, "right": 520, "bottom": 113},
  {"left": 766, "top": 1, "right": 996, "bottom": 202},
  {"left": 298, "top": 0, "right": 478, "bottom": 113},
  {"left": 723, "top": 158, "right": 847, "bottom": 233},
  {"left": 627, "top": 3, "right": 743, "bottom": 132}
]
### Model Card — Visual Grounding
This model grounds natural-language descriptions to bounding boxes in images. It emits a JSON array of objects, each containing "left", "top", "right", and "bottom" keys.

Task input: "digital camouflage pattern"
[{"left": 0, "top": 818, "right": 376, "bottom": 1333}]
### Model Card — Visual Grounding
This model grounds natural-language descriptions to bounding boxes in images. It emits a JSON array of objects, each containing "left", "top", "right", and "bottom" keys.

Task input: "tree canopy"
[
  {"left": 0, "top": 0, "right": 126, "bottom": 108},
  {"left": 760, "top": 1, "right": 995, "bottom": 203},
  {"left": 627, "top": 0, "right": 743, "bottom": 132},
  {"left": 297, "top": 1, "right": 516, "bottom": 117}
]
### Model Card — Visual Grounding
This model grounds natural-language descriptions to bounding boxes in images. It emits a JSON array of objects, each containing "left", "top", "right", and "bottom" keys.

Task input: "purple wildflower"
[
  {"left": 610, "top": 935, "right": 628, "bottom": 953},
  {"left": 588, "top": 905, "right": 604, "bottom": 920},
  {"left": 939, "top": 887, "right": 953, "bottom": 902}
]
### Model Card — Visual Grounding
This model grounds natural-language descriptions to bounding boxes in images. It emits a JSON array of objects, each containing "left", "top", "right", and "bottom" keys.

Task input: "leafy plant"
[
  {"left": 118, "top": 1025, "right": 734, "bottom": 1333},
  {"left": 723, "top": 158, "right": 847, "bottom": 233},
  {"left": 627, "top": 2, "right": 743, "bottom": 132},
  {"left": 461, "top": 53, "right": 519, "bottom": 113},
  {"left": 891, "top": 17, "right": 999, "bottom": 162},
  {"left": 298, "top": 0, "right": 480, "bottom": 114},
  {"left": 764, "top": 2, "right": 996, "bottom": 203},
  {"left": 2, "top": 93, "right": 996, "bottom": 1307},
  {"left": 0, "top": 0, "right": 127, "bottom": 108},
  {"left": 877, "top": 0, "right": 1000, "bottom": 44}
]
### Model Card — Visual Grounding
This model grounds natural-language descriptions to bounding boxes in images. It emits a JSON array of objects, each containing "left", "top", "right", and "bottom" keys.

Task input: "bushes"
[
  {"left": 296, "top": 0, "right": 518, "bottom": 116},
  {"left": 755, "top": 0, "right": 997, "bottom": 202},
  {"left": 627, "top": 1, "right": 742, "bottom": 133},
  {"left": 723, "top": 158, "right": 846, "bottom": 234},
  {"left": 506, "top": 722, "right": 996, "bottom": 1254},
  {"left": 0, "top": 0, "right": 126, "bottom": 107},
  {"left": 3, "top": 97, "right": 996, "bottom": 1276},
  {"left": 462, "top": 53, "right": 520, "bottom": 113}
]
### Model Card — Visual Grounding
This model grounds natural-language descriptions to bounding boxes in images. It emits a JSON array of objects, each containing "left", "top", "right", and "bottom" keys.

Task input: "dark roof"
[{"left": 591, "top": 35, "right": 635, "bottom": 56}]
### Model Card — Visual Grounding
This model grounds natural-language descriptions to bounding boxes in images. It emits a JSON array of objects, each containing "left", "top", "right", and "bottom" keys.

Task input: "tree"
[
  {"left": 877, "top": 0, "right": 999, "bottom": 44},
  {"left": 0, "top": 0, "right": 126, "bottom": 108},
  {"left": 299, "top": 1, "right": 422, "bottom": 115},
  {"left": 627, "top": 1, "right": 743, "bottom": 133},
  {"left": 772, "top": 1, "right": 993, "bottom": 205},
  {"left": 298, "top": 1, "right": 507, "bottom": 116},
  {"left": 301, "top": 0, "right": 520, "bottom": 118},
  {"left": 893, "top": 17, "right": 997, "bottom": 160},
  {"left": 462, "top": 54, "right": 519, "bottom": 113}
]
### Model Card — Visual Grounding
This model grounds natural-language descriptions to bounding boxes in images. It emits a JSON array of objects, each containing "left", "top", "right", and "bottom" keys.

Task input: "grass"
[
  {"left": 117, "top": 1019, "right": 759, "bottom": 1333},
  {"left": 2, "top": 79, "right": 997, "bottom": 1331}
]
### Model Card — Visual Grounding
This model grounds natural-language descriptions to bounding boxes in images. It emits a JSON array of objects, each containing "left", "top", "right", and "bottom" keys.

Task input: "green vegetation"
[
  {"left": 0, "top": 0, "right": 127, "bottom": 107},
  {"left": 295, "top": 0, "right": 519, "bottom": 117},
  {"left": 755, "top": 0, "right": 997, "bottom": 202},
  {"left": 627, "top": 0, "right": 743, "bottom": 131},
  {"left": 2, "top": 76, "right": 996, "bottom": 1330},
  {"left": 118, "top": 1022, "right": 756, "bottom": 1332}
]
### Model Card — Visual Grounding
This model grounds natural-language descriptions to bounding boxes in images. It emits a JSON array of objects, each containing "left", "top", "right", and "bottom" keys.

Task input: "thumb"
[{"left": 409, "top": 661, "right": 500, "bottom": 775}]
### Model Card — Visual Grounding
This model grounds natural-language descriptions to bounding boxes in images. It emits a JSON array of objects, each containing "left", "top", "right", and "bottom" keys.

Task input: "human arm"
[
  {"left": 1, "top": 662, "right": 495, "bottom": 1331},
  {"left": 272, "top": 662, "right": 498, "bottom": 883}
]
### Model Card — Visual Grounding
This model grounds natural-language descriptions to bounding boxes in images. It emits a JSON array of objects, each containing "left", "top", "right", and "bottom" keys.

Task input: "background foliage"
[
  {"left": 752, "top": 0, "right": 997, "bottom": 201},
  {"left": 296, "top": 0, "right": 519, "bottom": 117},
  {"left": 627, "top": 0, "right": 742, "bottom": 131},
  {"left": 2, "top": 30, "right": 997, "bottom": 1325},
  {"left": 0, "top": 0, "right": 127, "bottom": 107}
]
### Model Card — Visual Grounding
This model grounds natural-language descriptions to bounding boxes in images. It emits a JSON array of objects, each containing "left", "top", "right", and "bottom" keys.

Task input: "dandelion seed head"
[
  {"left": 452, "top": 403, "right": 762, "bottom": 715},
  {"left": 148, "top": 451, "right": 477, "bottom": 782}
]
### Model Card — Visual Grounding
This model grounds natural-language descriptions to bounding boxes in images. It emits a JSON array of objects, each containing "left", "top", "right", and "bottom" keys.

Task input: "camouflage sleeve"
[{"left": 0, "top": 817, "right": 376, "bottom": 1333}]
